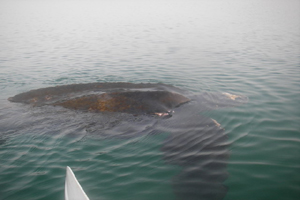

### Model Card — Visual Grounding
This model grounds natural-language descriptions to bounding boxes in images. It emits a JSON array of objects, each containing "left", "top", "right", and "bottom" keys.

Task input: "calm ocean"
[{"left": 0, "top": 0, "right": 299, "bottom": 200}]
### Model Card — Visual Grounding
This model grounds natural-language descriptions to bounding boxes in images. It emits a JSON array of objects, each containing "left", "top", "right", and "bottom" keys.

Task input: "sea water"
[{"left": 0, "top": 0, "right": 299, "bottom": 200}]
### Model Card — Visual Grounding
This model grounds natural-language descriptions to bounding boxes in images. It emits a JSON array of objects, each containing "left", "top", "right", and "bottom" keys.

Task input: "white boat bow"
[{"left": 65, "top": 166, "right": 90, "bottom": 200}]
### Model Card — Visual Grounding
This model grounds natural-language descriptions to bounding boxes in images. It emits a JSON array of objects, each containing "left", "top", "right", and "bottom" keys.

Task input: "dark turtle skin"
[
  {"left": 8, "top": 82, "right": 248, "bottom": 200},
  {"left": 8, "top": 82, "right": 191, "bottom": 116},
  {"left": 8, "top": 82, "right": 247, "bottom": 115},
  {"left": 53, "top": 91, "right": 190, "bottom": 115}
]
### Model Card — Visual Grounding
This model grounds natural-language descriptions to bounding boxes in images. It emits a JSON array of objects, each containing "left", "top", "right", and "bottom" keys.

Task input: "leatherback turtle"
[
  {"left": 8, "top": 82, "right": 246, "bottom": 116},
  {"left": 8, "top": 82, "right": 248, "bottom": 200}
]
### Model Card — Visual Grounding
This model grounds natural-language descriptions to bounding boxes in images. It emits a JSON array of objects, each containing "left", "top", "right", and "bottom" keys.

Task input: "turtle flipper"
[{"left": 158, "top": 112, "right": 229, "bottom": 200}]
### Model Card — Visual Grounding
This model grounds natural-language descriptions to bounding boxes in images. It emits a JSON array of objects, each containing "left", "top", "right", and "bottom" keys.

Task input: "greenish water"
[{"left": 0, "top": 0, "right": 299, "bottom": 200}]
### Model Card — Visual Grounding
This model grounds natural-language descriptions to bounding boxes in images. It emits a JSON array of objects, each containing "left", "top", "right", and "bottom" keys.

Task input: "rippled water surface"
[{"left": 0, "top": 0, "right": 299, "bottom": 200}]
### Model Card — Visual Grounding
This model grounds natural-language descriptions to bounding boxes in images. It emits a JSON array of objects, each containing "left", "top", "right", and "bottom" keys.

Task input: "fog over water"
[{"left": 0, "top": 0, "right": 299, "bottom": 200}]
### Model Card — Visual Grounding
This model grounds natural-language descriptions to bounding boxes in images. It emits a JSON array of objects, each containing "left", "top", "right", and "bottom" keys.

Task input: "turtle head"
[
  {"left": 221, "top": 92, "right": 248, "bottom": 105},
  {"left": 193, "top": 92, "right": 248, "bottom": 111}
]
